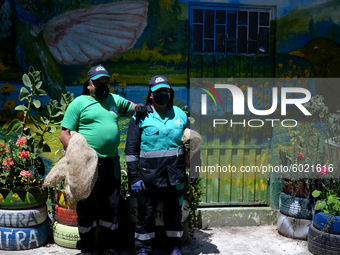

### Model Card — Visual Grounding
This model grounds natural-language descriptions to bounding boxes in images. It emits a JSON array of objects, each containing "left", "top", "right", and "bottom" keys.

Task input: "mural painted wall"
[{"left": 0, "top": 0, "right": 340, "bottom": 205}]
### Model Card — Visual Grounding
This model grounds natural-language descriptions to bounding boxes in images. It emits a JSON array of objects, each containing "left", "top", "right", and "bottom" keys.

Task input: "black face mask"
[
  {"left": 153, "top": 92, "right": 170, "bottom": 106},
  {"left": 91, "top": 83, "right": 109, "bottom": 100}
]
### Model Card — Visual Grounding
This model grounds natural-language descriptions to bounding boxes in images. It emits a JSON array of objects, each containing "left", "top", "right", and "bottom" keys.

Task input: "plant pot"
[
  {"left": 283, "top": 178, "right": 321, "bottom": 198},
  {"left": 55, "top": 205, "right": 78, "bottom": 226},
  {"left": 313, "top": 210, "right": 340, "bottom": 235},
  {"left": 0, "top": 187, "right": 48, "bottom": 209}
]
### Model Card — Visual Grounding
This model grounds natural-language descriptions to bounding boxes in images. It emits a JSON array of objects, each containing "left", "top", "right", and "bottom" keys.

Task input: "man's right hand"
[{"left": 131, "top": 180, "right": 146, "bottom": 194}]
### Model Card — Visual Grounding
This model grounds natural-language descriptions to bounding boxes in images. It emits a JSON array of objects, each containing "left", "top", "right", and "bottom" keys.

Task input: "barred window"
[{"left": 190, "top": 4, "right": 275, "bottom": 55}]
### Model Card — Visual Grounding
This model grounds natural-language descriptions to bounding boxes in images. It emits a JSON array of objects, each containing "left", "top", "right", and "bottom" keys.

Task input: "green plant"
[
  {"left": 312, "top": 189, "right": 340, "bottom": 216},
  {"left": 0, "top": 66, "right": 73, "bottom": 190}
]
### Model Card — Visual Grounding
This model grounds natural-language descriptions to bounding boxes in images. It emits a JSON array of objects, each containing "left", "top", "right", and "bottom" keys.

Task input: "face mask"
[
  {"left": 91, "top": 83, "right": 109, "bottom": 100},
  {"left": 153, "top": 91, "right": 170, "bottom": 106}
]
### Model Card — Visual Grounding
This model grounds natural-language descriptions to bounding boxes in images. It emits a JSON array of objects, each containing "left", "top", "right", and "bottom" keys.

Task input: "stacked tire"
[
  {"left": 0, "top": 188, "right": 49, "bottom": 250},
  {"left": 53, "top": 190, "right": 79, "bottom": 249},
  {"left": 308, "top": 211, "right": 340, "bottom": 254},
  {"left": 277, "top": 191, "right": 315, "bottom": 240}
]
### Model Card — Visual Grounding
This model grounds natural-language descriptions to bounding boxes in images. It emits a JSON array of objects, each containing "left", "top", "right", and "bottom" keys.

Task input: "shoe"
[
  {"left": 138, "top": 248, "right": 149, "bottom": 255},
  {"left": 101, "top": 248, "right": 119, "bottom": 255},
  {"left": 170, "top": 247, "right": 182, "bottom": 255}
]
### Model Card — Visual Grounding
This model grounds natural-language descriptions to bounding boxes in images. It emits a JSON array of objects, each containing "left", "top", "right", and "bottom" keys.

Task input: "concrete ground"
[{"left": 0, "top": 225, "right": 312, "bottom": 255}]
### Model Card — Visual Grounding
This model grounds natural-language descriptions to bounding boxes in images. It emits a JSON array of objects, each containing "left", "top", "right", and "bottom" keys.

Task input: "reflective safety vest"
[{"left": 125, "top": 105, "right": 190, "bottom": 187}]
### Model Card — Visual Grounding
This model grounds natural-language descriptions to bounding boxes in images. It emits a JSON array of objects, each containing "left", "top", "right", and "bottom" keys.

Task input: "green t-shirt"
[{"left": 61, "top": 94, "right": 132, "bottom": 158}]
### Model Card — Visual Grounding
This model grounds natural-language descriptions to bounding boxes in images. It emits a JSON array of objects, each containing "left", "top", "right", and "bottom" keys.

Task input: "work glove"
[
  {"left": 131, "top": 180, "right": 146, "bottom": 195},
  {"left": 189, "top": 177, "right": 199, "bottom": 184},
  {"left": 135, "top": 103, "right": 147, "bottom": 117}
]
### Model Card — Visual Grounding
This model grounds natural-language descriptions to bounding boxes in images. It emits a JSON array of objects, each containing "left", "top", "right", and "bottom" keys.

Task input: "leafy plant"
[
  {"left": 312, "top": 189, "right": 340, "bottom": 216},
  {"left": 0, "top": 66, "right": 74, "bottom": 190}
]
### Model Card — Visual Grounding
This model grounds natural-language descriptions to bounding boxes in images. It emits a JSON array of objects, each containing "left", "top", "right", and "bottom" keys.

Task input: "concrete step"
[{"left": 198, "top": 206, "right": 278, "bottom": 228}]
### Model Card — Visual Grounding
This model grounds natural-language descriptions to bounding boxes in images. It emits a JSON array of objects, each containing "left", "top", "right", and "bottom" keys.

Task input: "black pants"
[
  {"left": 135, "top": 183, "right": 184, "bottom": 253},
  {"left": 77, "top": 157, "right": 121, "bottom": 252}
]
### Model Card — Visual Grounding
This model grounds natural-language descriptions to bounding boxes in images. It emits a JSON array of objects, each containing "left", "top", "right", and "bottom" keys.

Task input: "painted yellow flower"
[
  {"left": 278, "top": 63, "right": 283, "bottom": 69},
  {"left": 264, "top": 104, "right": 271, "bottom": 109},
  {"left": 264, "top": 82, "right": 268, "bottom": 88},
  {"left": 293, "top": 65, "right": 296, "bottom": 70},
  {"left": 289, "top": 59, "right": 293, "bottom": 65},
  {"left": 229, "top": 94, "right": 233, "bottom": 100},
  {"left": 302, "top": 82, "right": 308, "bottom": 88},
  {"left": 286, "top": 76, "right": 291, "bottom": 82},
  {"left": 289, "top": 130, "right": 294, "bottom": 136},
  {"left": 313, "top": 128, "right": 316, "bottom": 132},
  {"left": 304, "top": 69, "right": 309, "bottom": 74},
  {"left": 258, "top": 99, "right": 262, "bottom": 105},
  {"left": 264, "top": 94, "right": 270, "bottom": 101},
  {"left": 112, "top": 73, "right": 119, "bottom": 81},
  {"left": 227, "top": 77, "right": 234, "bottom": 82},
  {"left": 305, "top": 73, "right": 310, "bottom": 78},
  {"left": 0, "top": 194, "right": 3, "bottom": 199},
  {"left": 253, "top": 89, "right": 258, "bottom": 96},
  {"left": 2, "top": 100, "right": 16, "bottom": 110},
  {"left": 1, "top": 82, "right": 16, "bottom": 93},
  {"left": 109, "top": 87, "right": 114, "bottom": 93},
  {"left": 297, "top": 80, "right": 302, "bottom": 87},
  {"left": 288, "top": 83, "right": 292, "bottom": 87},
  {"left": 119, "top": 82, "right": 127, "bottom": 88},
  {"left": 288, "top": 71, "right": 292, "bottom": 77},
  {"left": 258, "top": 91, "right": 263, "bottom": 98},
  {"left": 12, "top": 193, "right": 18, "bottom": 198},
  {"left": 277, "top": 82, "right": 282, "bottom": 87},
  {"left": 168, "top": 37, "right": 173, "bottom": 41},
  {"left": 258, "top": 84, "right": 263, "bottom": 90},
  {"left": 0, "top": 62, "right": 6, "bottom": 73},
  {"left": 240, "top": 85, "right": 246, "bottom": 92}
]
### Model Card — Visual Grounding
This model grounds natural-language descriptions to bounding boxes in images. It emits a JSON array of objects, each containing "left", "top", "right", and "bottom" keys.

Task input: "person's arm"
[
  {"left": 125, "top": 117, "right": 142, "bottom": 185},
  {"left": 59, "top": 127, "right": 72, "bottom": 150},
  {"left": 126, "top": 102, "right": 136, "bottom": 116}
]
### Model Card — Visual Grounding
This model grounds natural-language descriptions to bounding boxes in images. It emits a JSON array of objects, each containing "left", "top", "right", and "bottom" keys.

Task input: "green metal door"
[{"left": 188, "top": 4, "right": 277, "bottom": 206}]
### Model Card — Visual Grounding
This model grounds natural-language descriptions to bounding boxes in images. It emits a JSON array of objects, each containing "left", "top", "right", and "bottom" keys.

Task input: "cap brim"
[
  {"left": 150, "top": 84, "right": 170, "bottom": 92},
  {"left": 91, "top": 74, "right": 111, "bottom": 80}
]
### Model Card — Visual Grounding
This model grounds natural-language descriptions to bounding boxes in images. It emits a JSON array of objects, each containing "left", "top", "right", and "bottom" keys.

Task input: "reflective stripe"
[
  {"left": 166, "top": 231, "right": 183, "bottom": 238},
  {"left": 78, "top": 221, "right": 97, "bottom": 233},
  {"left": 99, "top": 220, "right": 118, "bottom": 230},
  {"left": 140, "top": 148, "right": 185, "bottom": 158},
  {"left": 135, "top": 232, "right": 155, "bottom": 240},
  {"left": 126, "top": 155, "right": 139, "bottom": 162}
]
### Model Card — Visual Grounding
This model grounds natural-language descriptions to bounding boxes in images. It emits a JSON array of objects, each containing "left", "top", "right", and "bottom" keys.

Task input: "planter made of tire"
[
  {"left": 0, "top": 220, "right": 49, "bottom": 250},
  {"left": 277, "top": 212, "right": 311, "bottom": 240},
  {"left": 126, "top": 196, "right": 189, "bottom": 226},
  {"left": 313, "top": 211, "right": 340, "bottom": 235},
  {"left": 55, "top": 205, "right": 78, "bottom": 226},
  {"left": 0, "top": 187, "right": 48, "bottom": 209},
  {"left": 53, "top": 221, "right": 80, "bottom": 249},
  {"left": 0, "top": 204, "right": 47, "bottom": 228},
  {"left": 283, "top": 179, "right": 321, "bottom": 198},
  {"left": 279, "top": 192, "right": 315, "bottom": 219},
  {"left": 308, "top": 224, "right": 340, "bottom": 255}
]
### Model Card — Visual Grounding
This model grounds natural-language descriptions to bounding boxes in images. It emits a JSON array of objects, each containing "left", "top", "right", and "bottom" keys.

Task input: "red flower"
[
  {"left": 297, "top": 152, "right": 305, "bottom": 160},
  {"left": 16, "top": 137, "right": 27, "bottom": 147},
  {"left": 19, "top": 150, "right": 30, "bottom": 159},
  {"left": 20, "top": 170, "right": 31, "bottom": 178},
  {"left": 2, "top": 157, "right": 14, "bottom": 169},
  {"left": 318, "top": 166, "right": 330, "bottom": 175}
]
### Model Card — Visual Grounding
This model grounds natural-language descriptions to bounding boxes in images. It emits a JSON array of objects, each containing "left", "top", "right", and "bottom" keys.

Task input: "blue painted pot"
[{"left": 313, "top": 210, "right": 340, "bottom": 235}]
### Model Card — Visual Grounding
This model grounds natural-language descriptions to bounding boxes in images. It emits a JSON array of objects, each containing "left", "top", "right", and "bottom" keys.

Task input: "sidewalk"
[{"left": 0, "top": 225, "right": 312, "bottom": 255}]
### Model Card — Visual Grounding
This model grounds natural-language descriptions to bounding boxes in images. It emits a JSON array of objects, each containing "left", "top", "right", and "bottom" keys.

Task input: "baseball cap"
[
  {"left": 88, "top": 64, "right": 111, "bottom": 80},
  {"left": 149, "top": 75, "right": 170, "bottom": 92}
]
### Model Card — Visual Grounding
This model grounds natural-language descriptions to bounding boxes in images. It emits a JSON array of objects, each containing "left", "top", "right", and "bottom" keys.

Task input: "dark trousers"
[
  {"left": 77, "top": 157, "right": 121, "bottom": 252},
  {"left": 135, "top": 184, "right": 184, "bottom": 253}
]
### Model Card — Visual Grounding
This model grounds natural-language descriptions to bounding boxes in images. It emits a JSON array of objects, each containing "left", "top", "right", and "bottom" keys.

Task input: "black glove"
[
  {"left": 189, "top": 177, "right": 199, "bottom": 184},
  {"left": 135, "top": 103, "right": 147, "bottom": 117}
]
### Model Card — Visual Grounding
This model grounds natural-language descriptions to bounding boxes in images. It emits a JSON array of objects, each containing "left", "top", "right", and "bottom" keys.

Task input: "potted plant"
[{"left": 0, "top": 66, "right": 73, "bottom": 250}]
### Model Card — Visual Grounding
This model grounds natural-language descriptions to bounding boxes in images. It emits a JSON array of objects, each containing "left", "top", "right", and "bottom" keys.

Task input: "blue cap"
[
  {"left": 149, "top": 75, "right": 170, "bottom": 92},
  {"left": 88, "top": 64, "right": 111, "bottom": 80}
]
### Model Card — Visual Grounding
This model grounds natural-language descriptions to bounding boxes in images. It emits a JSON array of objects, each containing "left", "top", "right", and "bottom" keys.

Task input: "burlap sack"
[
  {"left": 43, "top": 131, "right": 98, "bottom": 210},
  {"left": 181, "top": 128, "right": 202, "bottom": 169}
]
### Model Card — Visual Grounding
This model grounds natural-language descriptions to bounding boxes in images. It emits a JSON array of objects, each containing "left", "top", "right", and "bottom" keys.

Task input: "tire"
[
  {"left": 308, "top": 224, "right": 340, "bottom": 255},
  {"left": 53, "top": 221, "right": 80, "bottom": 249},
  {"left": 313, "top": 211, "right": 340, "bottom": 235},
  {"left": 277, "top": 212, "right": 311, "bottom": 240},
  {"left": 0, "top": 220, "right": 49, "bottom": 250},
  {"left": 0, "top": 205, "right": 47, "bottom": 228},
  {"left": 279, "top": 192, "right": 315, "bottom": 219},
  {"left": 55, "top": 205, "right": 78, "bottom": 226},
  {"left": 0, "top": 188, "right": 48, "bottom": 209}
]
